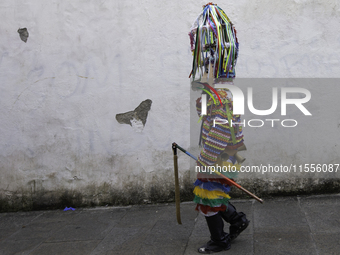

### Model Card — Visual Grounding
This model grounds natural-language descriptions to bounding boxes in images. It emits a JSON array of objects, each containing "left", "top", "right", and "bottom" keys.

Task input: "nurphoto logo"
[{"left": 200, "top": 84, "right": 312, "bottom": 128}]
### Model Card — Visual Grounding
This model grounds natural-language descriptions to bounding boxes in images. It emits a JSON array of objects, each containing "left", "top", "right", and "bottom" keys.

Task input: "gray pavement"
[{"left": 0, "top": 194, "right": 339, "bottom": 255}]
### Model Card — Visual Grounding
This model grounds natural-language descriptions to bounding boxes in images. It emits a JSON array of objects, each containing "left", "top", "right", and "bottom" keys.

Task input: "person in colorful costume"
[{"left": 189, "top": 3, "right": 249, "bottom": 254}]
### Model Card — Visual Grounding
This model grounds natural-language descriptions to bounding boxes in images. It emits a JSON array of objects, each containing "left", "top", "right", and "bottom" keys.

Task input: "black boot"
[
  {"left": 219, "top": 203, "right": 250, "bottom": 241},
  {"left": 198, "top": 214, "right": 231, "bottom": 254}
]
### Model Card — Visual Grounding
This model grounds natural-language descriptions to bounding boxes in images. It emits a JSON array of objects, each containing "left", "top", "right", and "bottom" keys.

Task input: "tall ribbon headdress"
[{"left": 189, "top": 3, "right": 239, "bottom": 81}]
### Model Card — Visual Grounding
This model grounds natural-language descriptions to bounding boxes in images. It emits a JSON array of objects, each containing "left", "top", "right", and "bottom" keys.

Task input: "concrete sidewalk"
[{"left": 0, "top": 194, "right": 339, "bottom": 255}]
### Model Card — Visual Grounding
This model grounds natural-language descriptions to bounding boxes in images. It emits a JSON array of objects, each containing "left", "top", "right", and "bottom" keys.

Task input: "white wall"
[{"left": 0, "top": 0, "right": 339, "bottom": 210}]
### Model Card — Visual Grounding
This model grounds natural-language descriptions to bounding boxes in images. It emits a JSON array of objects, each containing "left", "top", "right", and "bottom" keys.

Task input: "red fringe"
[{"left": 195, "top": 204, "right": 227, "bottom": 214}]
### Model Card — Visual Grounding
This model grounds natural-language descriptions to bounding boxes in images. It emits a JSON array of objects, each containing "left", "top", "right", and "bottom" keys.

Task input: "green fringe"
[{"left": 193, "top": 195, "right": 230, "bottom": 207}]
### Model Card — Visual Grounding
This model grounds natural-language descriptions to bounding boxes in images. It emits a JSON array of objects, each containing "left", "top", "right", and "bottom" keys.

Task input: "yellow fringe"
[{"left": 193, "top": 186, "right": 231, "bottom": 200}]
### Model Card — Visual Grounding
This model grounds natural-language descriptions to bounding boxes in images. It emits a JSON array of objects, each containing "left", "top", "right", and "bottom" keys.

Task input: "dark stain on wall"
[
  {"left": 1, "top": 177, "right": 340, "bottom": 212},
  {"left": 116, "top": 99, "right": 152, "bottom": 127},
  {"left": 18, "top": 28, "right": 29, "bottom": 43}
]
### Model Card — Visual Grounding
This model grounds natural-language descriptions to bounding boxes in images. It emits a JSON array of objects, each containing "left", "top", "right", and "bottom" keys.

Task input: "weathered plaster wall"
[{"left": 0, "top": 0, "right": 339, "bottom": 211}]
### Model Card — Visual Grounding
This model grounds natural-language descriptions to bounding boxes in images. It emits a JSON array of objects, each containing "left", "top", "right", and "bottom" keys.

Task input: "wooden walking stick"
[
  {"left": 172, "top": 143, "right": 182, "bottom": 224},
  {"left": 173, "top": 142, "right": 264, "bottom": 204}
]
